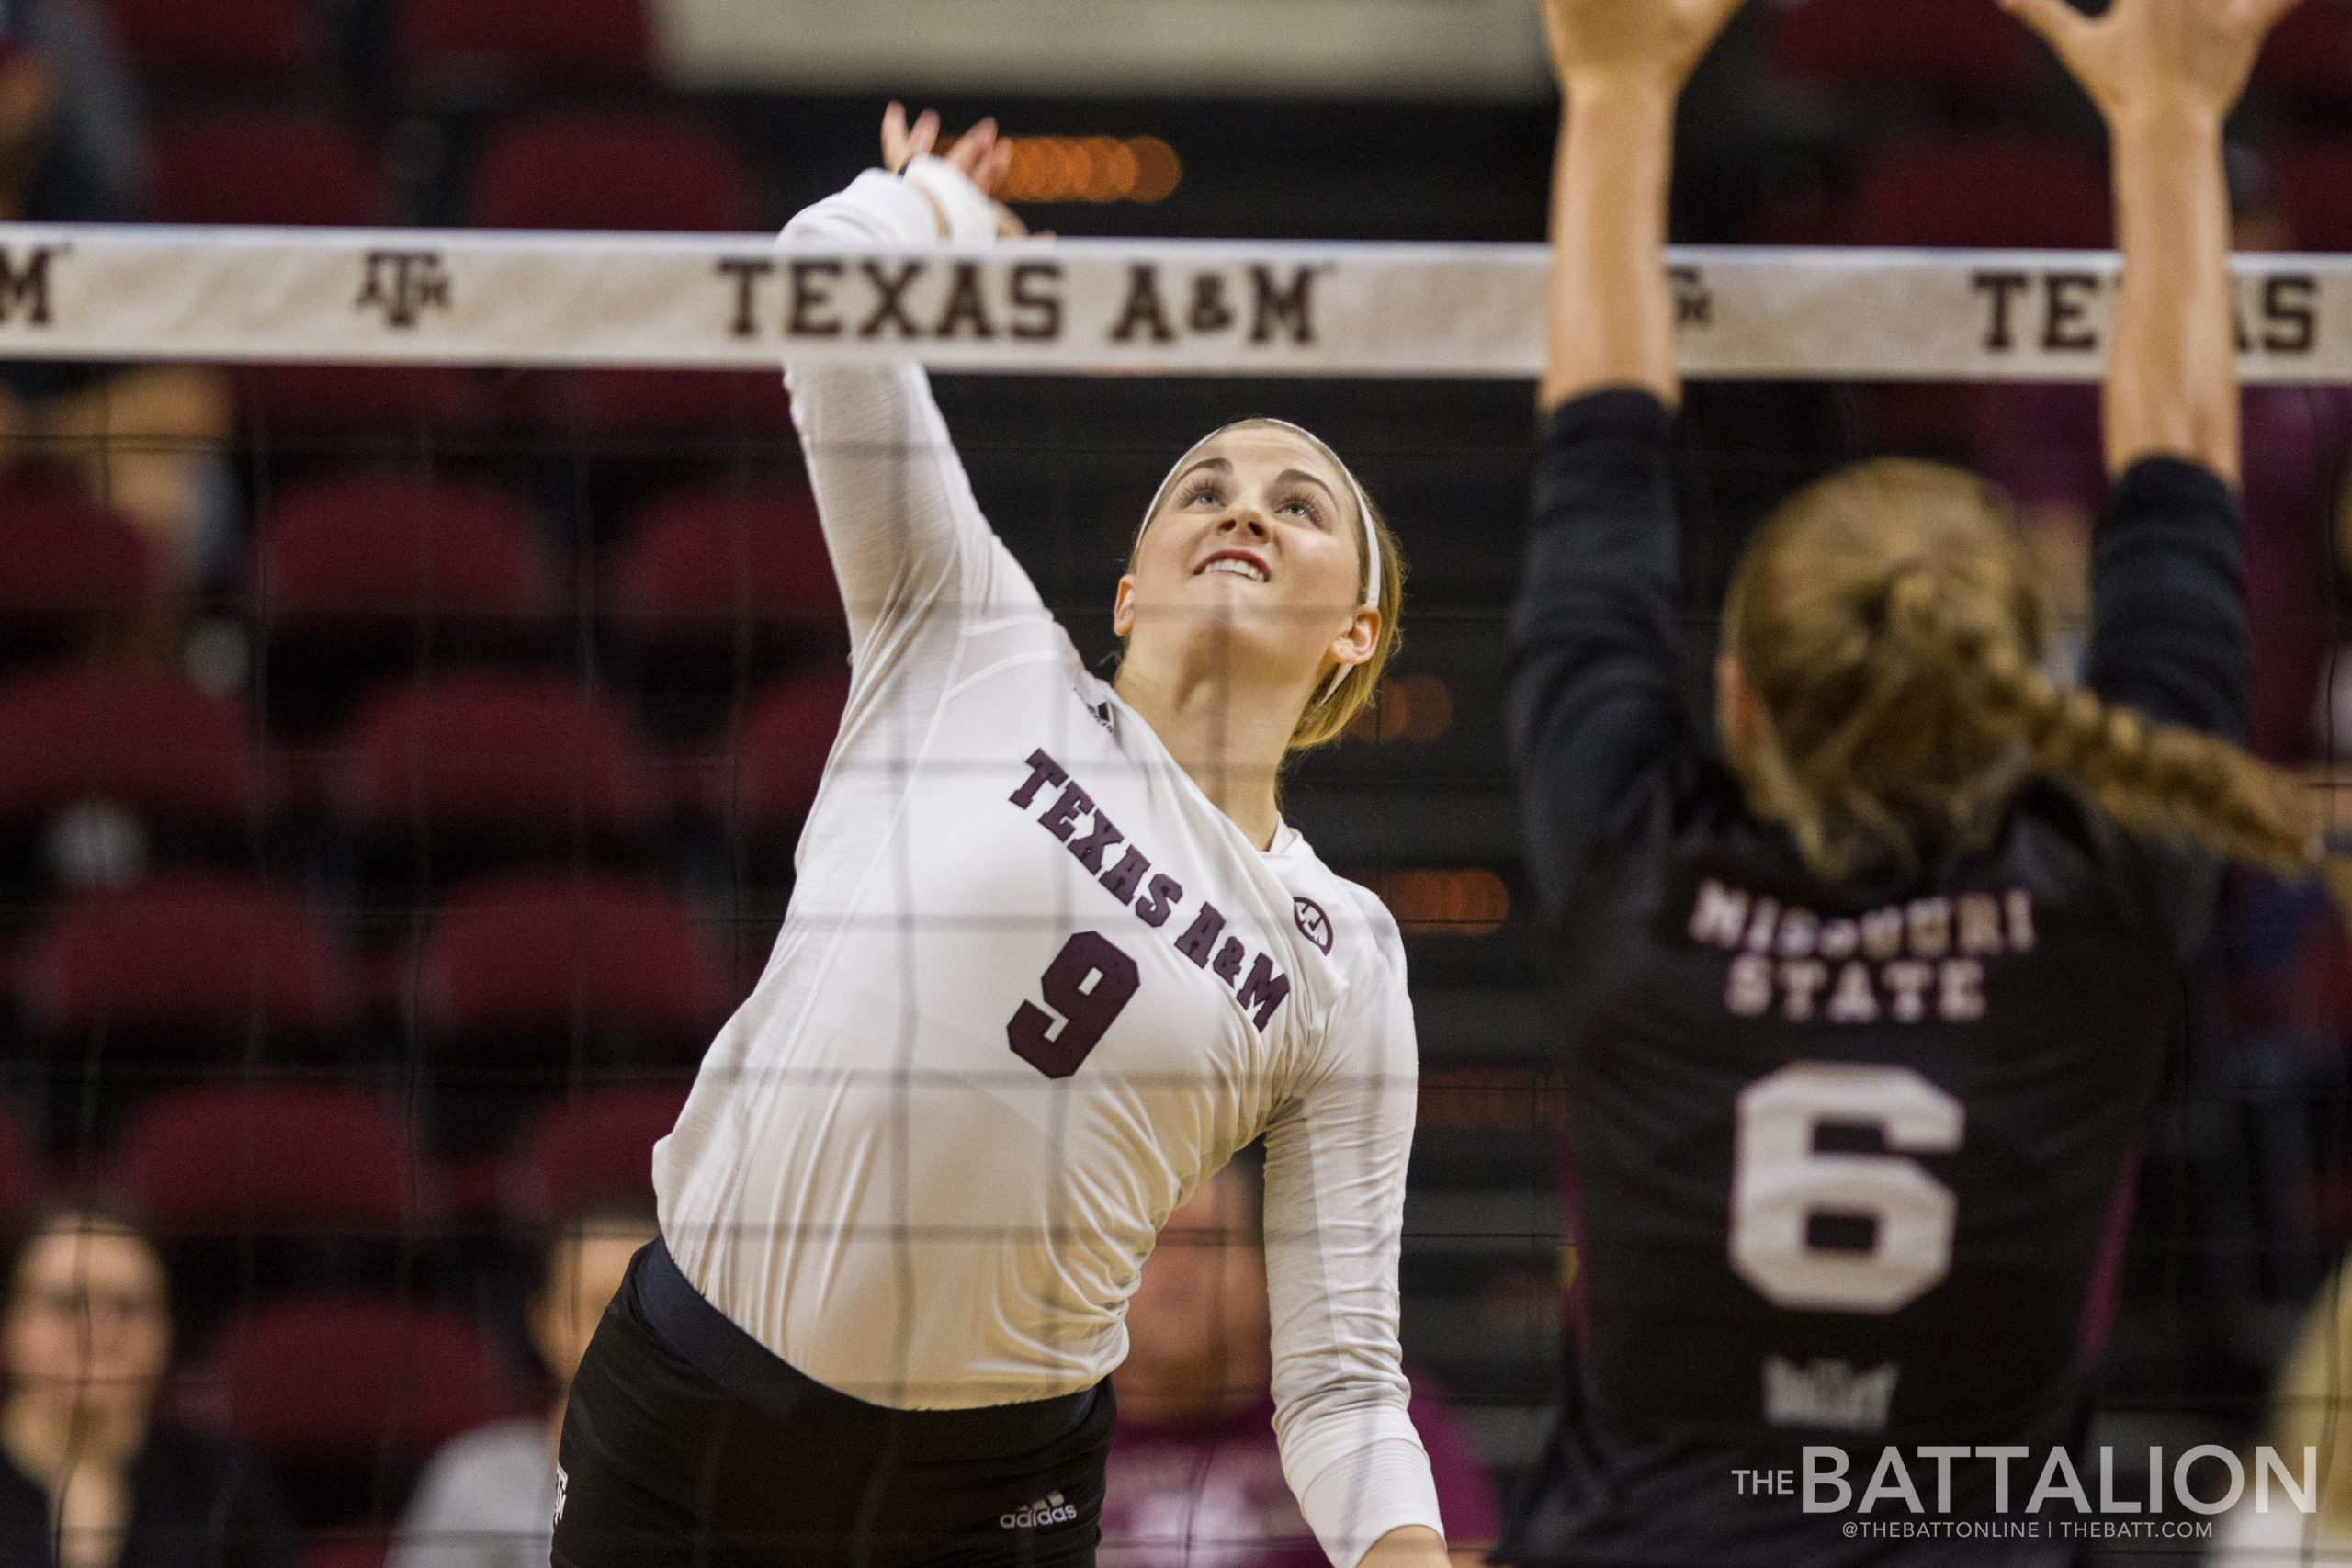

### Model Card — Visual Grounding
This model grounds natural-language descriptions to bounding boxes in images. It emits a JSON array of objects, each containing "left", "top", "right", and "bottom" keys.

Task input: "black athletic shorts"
[{"left": 550, "top": 1239, "right": 1116, "bottom": 1568}]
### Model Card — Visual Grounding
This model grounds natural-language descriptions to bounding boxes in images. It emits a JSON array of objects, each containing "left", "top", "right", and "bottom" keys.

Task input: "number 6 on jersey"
[{"left": 1729, "top": 1062, "right": 1964, "bottom": 1314}]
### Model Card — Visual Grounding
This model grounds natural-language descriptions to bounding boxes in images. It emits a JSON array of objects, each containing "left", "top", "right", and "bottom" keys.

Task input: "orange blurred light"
[
  {"left": 1129, "top": 136, "right": 1182, "bottom": 202},
  {"left": 961, "top": 136, "right": 1181, "bottom": 204}
]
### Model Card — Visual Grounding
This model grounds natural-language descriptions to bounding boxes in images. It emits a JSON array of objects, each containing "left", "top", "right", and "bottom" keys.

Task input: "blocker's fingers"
[
  {"left": 1999, "top": 0, "right": 2094, "bottom": 56},
  {"left": 881, "top": 100, "right": 908, "bottom": 168}
]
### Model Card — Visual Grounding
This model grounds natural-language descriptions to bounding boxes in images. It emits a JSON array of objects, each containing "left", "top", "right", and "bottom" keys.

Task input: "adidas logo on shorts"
[{"left": 1000, "top": 1491, "right": 1078, "bottom": 1529}]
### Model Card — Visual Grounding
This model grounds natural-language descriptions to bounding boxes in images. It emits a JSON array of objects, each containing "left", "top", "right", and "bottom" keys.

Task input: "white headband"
[{"left": 1135, "top": 419, "right": 1382, "bottom": 611}]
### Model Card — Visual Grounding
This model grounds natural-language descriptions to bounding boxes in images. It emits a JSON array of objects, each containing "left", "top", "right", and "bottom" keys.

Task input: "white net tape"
[{"left": 0, "top": 223, "right": 2340, "bottom": 380}]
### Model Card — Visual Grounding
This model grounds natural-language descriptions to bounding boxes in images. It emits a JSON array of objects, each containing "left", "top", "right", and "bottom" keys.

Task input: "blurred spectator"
[
  {"left": 389, "top": 1208, "right": 655, "bottom": 1568},
  {"left": 1976, "top": 144, "right": 2352, "bottom": 761},
  {"left": 1105, "top": 1155, "right": 1498, "bottom": 1567},
  {"left": 0, "top": 0, "right": 228, "bottom": 594},
  {"left": 0, "top": 1203, "right": 293, "bottom": 1568},
  {"left": 2212, "top": 1256, "right": 2352, "bottom": 1565}
]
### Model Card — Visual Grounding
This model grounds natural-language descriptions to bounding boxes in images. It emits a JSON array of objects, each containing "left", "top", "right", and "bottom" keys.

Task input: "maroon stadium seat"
[
  {"left": 466, "top": 109, "right": 757, "bottom": 232},
  {"left": 0, "top": 661, "right": 256, "bottom": 834},
  {"left": 510, "top": 367, "right": 792, "bottom": 437},
  {"left": 1769, "top": 0, "right": 2038, "bottom": 96},
  {"left": 412, "top": 870, "right": 732, "bottom": 1055},
  {"left": 259, "top": 472, "right": 551, "bottom": 630},
  {"left": 2270, "top": 137, "right": 2352, "bottom": 253},
  {"left": 254, "top": 473, "right": 553, "bottom": 735},
  {"left": 0, "top": 480, "right": 156, "bottom": 659},
  {"left": 2255, "top": 0, "right": 2352, "bottom": 97},
  {"left": 1841, "top": 133, "right": 2110, "bottom": 251},
  {"left": 94, "top": 0, "right": 311, "bottom": 77},
  {"left": 714, "top": 671, "right": 852, "bottom": 830},
  {"left": 108, "top": 1086, "right": 431, "bottom": 1240},
  {"left": 401, "top": 0, "right": 653, "bottom": 84},
  {"left": 234, "top": 366, "right": 492, "bottom": 437},
  {"left": 18, "top": 873, "right": 356, "bottom": 1047},
  {"left": 149, "top": 110, "right": 387, "bottom": 228},
  {"left": 609, "top": 482, "right": 839, "bottom": 641},
  {"left": 501, "top": 1082, "right": 690, "bottom": 1224},
  {"left": 182, "top": 1294, "right": 528, "bottom": 1467},
  {"left": 332, "top": 673, "right": 662, "bottom": 847}
]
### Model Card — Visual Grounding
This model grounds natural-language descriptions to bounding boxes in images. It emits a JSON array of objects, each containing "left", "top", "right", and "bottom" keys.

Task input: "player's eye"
[
  {"left": 1278, "top": 493, "right": 1326, "bottom": 526},
  {"left": 1178, "top": 479, "right": 1224, "bottom": 508}
]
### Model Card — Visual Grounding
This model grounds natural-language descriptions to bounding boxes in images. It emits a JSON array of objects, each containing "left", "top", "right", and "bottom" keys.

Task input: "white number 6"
[{"left": 1729, "top": 1062, "right": 1963, "bottom": 1314}]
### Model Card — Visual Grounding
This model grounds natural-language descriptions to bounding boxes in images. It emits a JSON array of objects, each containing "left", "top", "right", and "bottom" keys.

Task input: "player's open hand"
[
  {"left": 1541, "top": 0, "right": 1747, "bottom": 95},
  {"left": 2001, "top": 0, "right": 2303, "bottom": 125},
  {"left": 881, "top": 103, "right": 1028, "bottom": 239}
]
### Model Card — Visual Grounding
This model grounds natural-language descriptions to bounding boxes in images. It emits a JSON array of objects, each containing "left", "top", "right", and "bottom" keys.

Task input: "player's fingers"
[
  {"left": 1999, "top": 0, "right": 2092, "bottom": 56},
  {"left": 952, "top": 118, "right": 1000, "bottom": 179},
  {"left": 882, "top": 100, "right": 908, "bottom": 168},
  {"left": 978, "top": 136, "right": 1015, "bottom": 197},
  {"left": 908, "top": 108, "right": 940, "bottom": 164}
]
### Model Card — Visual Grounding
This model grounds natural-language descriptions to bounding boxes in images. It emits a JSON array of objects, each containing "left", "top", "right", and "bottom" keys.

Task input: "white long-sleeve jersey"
[{"left": 650, "top": 167, "right": 1442, "bottom": 1564}]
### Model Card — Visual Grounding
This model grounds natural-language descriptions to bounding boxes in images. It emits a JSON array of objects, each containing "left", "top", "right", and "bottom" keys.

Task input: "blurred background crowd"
[{"left": 0, "top": 0, "right": 2350, "bottom": 1562}]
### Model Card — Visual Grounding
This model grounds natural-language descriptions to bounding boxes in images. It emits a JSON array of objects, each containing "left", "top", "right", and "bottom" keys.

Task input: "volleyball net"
[
  {"left": 1, "top": 225, "right": 2349, "bottom": 379},
  {"left": 0, "top": 230, "right": 2344, "bottom": 1560}
]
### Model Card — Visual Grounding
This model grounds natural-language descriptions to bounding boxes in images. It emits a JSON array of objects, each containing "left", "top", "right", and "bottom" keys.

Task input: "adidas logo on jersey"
[{"left": 1001, "top": 1491, "right": 1079, "bottom": 1529}]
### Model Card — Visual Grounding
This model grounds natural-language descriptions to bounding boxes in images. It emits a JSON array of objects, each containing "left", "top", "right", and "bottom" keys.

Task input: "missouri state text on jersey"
[
  {"left": 1689, "top": 879, "right": 2041, "bottom": 1025},
  {"left": 1008, "top": 747, "right": 1293, "bottom": 1032}
]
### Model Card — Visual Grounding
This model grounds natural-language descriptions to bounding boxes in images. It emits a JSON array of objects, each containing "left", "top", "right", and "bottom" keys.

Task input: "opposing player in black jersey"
[{"left": 1501, "top": 0, "right": 2326, "bottom": 1562}]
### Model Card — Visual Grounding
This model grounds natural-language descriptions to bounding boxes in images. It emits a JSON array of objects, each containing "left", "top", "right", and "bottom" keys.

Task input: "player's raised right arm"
[
  {"left": 1507, "top": 0, "right": 1741, "bottom": 921},
  {"left": 779, "top": 110, "right": 1034, "bottom": 660},
  {"left": 1536, "top": 0, "right": 1740, "bottom": 413}
]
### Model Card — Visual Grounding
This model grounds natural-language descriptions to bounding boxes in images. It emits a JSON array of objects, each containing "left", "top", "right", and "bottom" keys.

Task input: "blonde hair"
[
  {"left": 1722, "top": 457, "right": 2349, "bottom": 906},
  {"left": 1124, "top": 417, "right": 1406, "bottom": 753},
  {"left": 2269, "top": 1255, "right": 2352, "bottom": 1532}
]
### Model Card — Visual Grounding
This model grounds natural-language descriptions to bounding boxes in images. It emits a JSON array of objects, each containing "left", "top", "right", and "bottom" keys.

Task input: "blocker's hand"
[
  {"left": 2001, "top": 0, "right": 2303, "bottom": 125},
  {"left": 1540, "top": 0, "right": 1746, "bottom": 95}
]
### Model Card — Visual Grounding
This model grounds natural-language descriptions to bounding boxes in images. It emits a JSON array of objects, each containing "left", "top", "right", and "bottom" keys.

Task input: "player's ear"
[
  {"left": 1327, "top": 604, "right": 1379, "bottom": 669},
  {"left": 1112, "top": 573, "right": 1138, "bottom": 638}
]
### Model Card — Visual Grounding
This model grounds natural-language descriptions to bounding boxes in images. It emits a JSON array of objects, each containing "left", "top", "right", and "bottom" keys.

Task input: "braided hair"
[{"left": 1721, "top": 457, "right": 2349, "bottom": 909}]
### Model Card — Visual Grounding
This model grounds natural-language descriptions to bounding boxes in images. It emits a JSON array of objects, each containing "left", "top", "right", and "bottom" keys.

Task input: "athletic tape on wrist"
[{"left": 899, "top": 154, "right": 999, "bottom": 246}]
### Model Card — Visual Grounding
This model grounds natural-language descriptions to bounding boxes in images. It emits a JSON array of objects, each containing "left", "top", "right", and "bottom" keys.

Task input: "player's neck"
[{"left": 1113, "top": 663, "right": 1293, "bottom": 851}]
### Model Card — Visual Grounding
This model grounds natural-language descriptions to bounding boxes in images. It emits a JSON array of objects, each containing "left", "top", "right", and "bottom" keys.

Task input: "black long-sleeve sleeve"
[
  {"left": 2082, "top": 456, "right": 2249, "bottom": 743},
  {"left": 2081, "top": 454, "right": 2249, "bottom": 951},
  {"left": 1506, "top": 388, "right": 1694, "bottom": 925}
]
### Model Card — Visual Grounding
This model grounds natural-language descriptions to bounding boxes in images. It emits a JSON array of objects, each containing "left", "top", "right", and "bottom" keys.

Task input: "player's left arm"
[
  {"left": 1507, "top": 0, "right": 1743, "bottom": 925},
  {"left": 1263, "top": 913, "right": 1446, "bottom": 1568}
]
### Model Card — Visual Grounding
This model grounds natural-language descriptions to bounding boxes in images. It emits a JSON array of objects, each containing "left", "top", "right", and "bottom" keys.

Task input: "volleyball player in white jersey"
[{"left": 550, "top": 112, "right": 1451, "bottom": 1568}]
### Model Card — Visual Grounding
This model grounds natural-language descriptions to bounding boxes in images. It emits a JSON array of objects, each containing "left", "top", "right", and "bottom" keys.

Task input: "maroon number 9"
[{"left": 1008, "top": 931, "right": 1142, "bottom": 1079}]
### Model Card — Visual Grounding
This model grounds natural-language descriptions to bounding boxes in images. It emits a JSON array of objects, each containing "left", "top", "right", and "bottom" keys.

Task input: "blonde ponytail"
[{"left": 1724, "top": 457, "right": 2352, "bottom": 920}]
